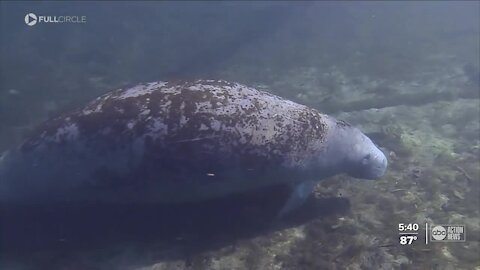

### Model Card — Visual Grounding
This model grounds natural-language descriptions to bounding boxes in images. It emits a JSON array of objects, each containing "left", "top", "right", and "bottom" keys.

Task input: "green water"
[{"left": 0, "top": 2, "right": 479, "bottom": 269}]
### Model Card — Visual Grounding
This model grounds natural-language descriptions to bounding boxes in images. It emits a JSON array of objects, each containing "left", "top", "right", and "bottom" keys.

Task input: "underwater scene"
[{"left": 0, "top": 1, "right": 479, "bottom": 270}]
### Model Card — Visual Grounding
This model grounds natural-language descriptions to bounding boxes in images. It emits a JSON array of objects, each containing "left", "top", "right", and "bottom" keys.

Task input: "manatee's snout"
[{"left": 345, "top": 130, "right": 388, "bottom": 180}]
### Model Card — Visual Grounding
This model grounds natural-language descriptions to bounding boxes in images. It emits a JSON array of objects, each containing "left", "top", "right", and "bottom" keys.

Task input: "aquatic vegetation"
[{"left": 0, "top": 2, "right": 478, "bottom": 269}]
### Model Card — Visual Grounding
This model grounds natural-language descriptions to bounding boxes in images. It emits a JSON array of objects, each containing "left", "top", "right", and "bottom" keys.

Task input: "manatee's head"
[{"left": 330, "top": 122, "right": 388, "bottom": 180}]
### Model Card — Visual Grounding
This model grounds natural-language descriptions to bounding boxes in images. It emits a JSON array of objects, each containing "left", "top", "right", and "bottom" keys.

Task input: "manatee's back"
[{"left": 1, "top": 80, "right": 331, "bottom": 204}]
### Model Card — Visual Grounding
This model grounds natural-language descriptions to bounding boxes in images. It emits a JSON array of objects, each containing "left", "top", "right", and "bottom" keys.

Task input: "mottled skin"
[{"left": 0, "top": 80, "right": 387, "bottom": 204}]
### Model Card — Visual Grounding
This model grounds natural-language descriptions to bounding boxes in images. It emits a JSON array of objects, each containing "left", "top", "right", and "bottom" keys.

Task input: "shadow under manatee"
[{"left": 0, "top": 184, "right": 350, "bottom": 269}]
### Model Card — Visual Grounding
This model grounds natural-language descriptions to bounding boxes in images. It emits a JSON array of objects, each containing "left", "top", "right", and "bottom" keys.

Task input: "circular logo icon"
[
  {"left": 25, "top": 13, "right": 37, "bottom": 26},
  {"left": 431, "top": 225, "right": 447, "bottom": 240}
]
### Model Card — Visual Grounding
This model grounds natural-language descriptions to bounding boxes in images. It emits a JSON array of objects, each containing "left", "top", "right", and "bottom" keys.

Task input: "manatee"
[{"left": 0, "top": 80, "right": 387, "bottom": 215}]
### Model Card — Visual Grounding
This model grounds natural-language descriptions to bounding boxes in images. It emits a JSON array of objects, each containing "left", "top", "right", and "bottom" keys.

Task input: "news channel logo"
[
  {"left": 24, "top": 13, "right": 87, "bottom": 26},
  {"left": 430, "top": 224, "right": 466, "bottom": 242}
]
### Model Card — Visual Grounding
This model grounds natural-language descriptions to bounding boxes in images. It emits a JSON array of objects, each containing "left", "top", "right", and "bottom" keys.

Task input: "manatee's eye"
[{"left": 362, "top": 154, "right": 371, "bottom": 165}]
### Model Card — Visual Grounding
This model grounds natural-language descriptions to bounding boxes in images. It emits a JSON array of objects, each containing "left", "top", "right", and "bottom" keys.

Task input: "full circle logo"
[
  {"left": 24, "top": 13, "right": 87, "bottom": 26},
  {"left": 431, "top": 225, "right": 447, "bottom": 240},
  {"left": 25, "top": 13, "right": 37, "bottom": 26}
]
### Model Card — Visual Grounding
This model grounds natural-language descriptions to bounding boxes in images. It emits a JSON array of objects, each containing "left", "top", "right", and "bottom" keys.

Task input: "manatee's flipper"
[{"left": 277, "top": 180, "right": 315, "bottom": 218}]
